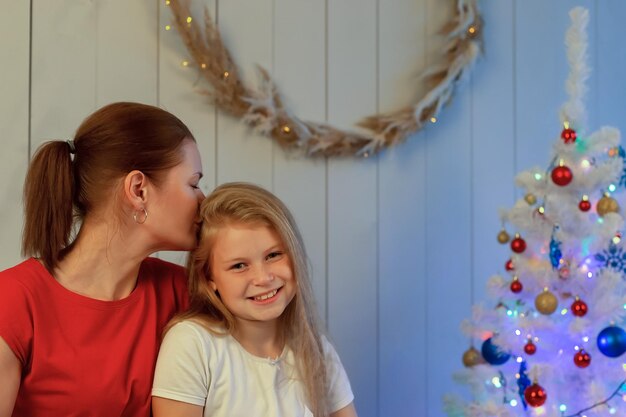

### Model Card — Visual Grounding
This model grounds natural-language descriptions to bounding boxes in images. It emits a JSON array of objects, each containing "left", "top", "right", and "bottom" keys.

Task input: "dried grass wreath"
[{"left": 168, "top": 0, "right": 482, "bottom": 157}]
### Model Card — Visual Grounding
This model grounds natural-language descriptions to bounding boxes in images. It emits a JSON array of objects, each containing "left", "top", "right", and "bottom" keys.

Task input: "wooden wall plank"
[
  {"left": 424, "top": 0, "right": 472, "bottom": 414},
  {"left": 31, "top": 0, "right": 97, "bottom": 152},
  {"left": 96, "top": 0, "right": 158, "bottom": 105},
  {"left": 215, "top": 0, "right": 273, "bottom": 188},
  {"left": 0, "top": 1, "right": 30, "bottom": 270},
  {"left": 596, "top": 1, "right": 626, "bottom": 135},
  {"left": 378, "top": 0, "right": 427, "bottom": 415},
  {"left": 327, "top": 0, "right": 379, "bottom": 415},
  {"left": 471, "top": 2, "right": 516, "bottom": 306}
]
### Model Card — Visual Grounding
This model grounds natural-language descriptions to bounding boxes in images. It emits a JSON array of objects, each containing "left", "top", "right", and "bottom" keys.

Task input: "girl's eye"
[
  {"left": 230, "top": 263, "right": 246, "bottom": 271},
  {"left": 266, "top": 251, "right": 284, "bottom": 261}
]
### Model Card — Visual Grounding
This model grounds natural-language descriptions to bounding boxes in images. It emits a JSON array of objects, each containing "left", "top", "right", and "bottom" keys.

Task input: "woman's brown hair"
[
  {"left": 22, "top": 102, "right": 195, "bottom": 270},
  {"left": 176, "top": 182, "right": 330, "bottom": 417}
]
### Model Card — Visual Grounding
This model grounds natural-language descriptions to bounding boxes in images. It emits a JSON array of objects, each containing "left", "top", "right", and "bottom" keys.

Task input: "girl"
[
  {"left": 0, "top": 102, "right": 205, "bottom": 417},
  {"left": 152, "top": 182, "right": 357, "bottom": 417}
]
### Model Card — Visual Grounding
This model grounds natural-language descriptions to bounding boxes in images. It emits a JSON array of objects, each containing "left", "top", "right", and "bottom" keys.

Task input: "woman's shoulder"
[{"left": 0, "top": 258, "right": 49, "bottom": 289}]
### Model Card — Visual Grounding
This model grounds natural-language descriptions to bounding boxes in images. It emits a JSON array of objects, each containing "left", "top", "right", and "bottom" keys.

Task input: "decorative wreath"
[{"left": 167, "top": 0, "right": 482, "bottom": 157}]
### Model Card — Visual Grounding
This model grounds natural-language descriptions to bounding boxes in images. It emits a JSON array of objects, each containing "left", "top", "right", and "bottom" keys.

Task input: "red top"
[{"left": 0, "top": 257, "right": 189, "bottom": 417}]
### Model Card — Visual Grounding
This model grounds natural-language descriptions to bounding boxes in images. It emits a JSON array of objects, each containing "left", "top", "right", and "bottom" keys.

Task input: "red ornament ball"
[
  {"left": 510, "top": 279, "right": 523, "bottom": 293},
  {"left": 524, "top": 341, "right": 537, "bottom": 355},
  {"left": 511, "top": 236, "right": 527, "bottom": 254},
  {"left": 561, "top": 128, "right": 577, "bottom": 143},
  {"left": 579, "top": 199, "right": 591, "bottom": 212},
  {"left": 505, "top": 259, "right": 515, "bottom": 271},
  {"left": 524, "top": 383, "right": 547, "bottom": 407},
  {"left": 571, "top": 299, "right": 588, "bottom": 317},
  {"left": 574, "top": 350, "right": 591, "bottom": 368},
  {"left": 552, "top": 165, "right": 573, "bottom": 186}
]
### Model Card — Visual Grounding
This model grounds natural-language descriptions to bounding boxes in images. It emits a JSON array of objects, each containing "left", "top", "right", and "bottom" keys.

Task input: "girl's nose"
[{"left": 252, "top": 269, "right": 275, "bottom": 285}]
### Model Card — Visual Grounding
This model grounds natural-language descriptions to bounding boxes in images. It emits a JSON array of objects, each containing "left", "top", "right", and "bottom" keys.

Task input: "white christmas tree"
[{"left": 445, "top": 7, "right": 626, "bottom": 417}]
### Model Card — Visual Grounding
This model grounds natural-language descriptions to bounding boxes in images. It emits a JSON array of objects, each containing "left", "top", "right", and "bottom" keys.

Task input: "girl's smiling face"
[{"left": 208, "top": 222, "right": 296, "bottom": 327}]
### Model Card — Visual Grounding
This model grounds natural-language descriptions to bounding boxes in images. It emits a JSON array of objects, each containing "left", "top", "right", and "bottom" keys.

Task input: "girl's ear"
[
  {"left": 208, "top": 280, "right": 217, "bottom": 292},
  {"left": 122, "top": 170, "right": 148, "bottom": 210}
]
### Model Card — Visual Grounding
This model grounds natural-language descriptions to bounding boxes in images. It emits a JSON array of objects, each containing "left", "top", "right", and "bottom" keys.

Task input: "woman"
[{"left": 0, "top": 102, "right": 205, "bottom": 417}]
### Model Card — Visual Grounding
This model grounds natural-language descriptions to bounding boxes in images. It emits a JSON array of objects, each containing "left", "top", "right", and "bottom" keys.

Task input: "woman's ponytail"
[{"left": 22, "top": 140, "right": 75, "bottom": 270}]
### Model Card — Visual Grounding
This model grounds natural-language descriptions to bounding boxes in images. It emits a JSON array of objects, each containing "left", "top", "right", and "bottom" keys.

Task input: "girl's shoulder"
[{"left": 165, "top": 318, "right": 229, "bottom": 344}]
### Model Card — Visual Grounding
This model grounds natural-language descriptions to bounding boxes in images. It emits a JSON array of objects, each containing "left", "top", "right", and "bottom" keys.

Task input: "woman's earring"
[{"left": 133, "top": 208, "right": 148, "bottom": 224}]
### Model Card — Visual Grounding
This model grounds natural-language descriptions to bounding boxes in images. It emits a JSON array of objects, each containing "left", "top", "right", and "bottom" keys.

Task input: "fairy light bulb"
[
  {"left": 534, "top": 173, "right": 543, "bottom": 181},
  {"left": 201, "top": 63, "right": 207, "bottom": 69},
  {"left": 430, "top": 117, "right": 437, "bottom": 123},
  {"left": 165, "top": 25, "right": 171, "bottom": 31},
  {"left": 182, "top": 60, "right": 189, "bottom": 67},
  {"left": 609, "top": 184, "right": 617, "bottom": 193},
  {"left": 186, "top": 16, "right": 192, "bottom": 23},
  {"left": 510, "top": 399, "right": 518, "bottom": 407},
  {"left": 560, "top": 404, "right": 567, "bottom": 412},
  {"left": 581, "top": 159, "right": 591, "bottom": 169},
  {"left": 613, "top": 234, "right": 622, "bottom": 245}
]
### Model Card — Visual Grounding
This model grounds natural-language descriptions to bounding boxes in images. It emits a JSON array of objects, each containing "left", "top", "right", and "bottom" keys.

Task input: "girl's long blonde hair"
[{"left": 175, "top": 182, "right": 329, "bottom": 416}]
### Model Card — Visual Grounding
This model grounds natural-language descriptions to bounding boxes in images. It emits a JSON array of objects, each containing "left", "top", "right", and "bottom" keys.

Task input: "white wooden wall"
[{"left": 2, "top": 1, "right": 626, "bottom": 416}]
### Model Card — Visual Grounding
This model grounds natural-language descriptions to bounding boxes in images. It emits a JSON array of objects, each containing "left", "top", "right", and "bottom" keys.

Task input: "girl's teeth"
[{"left": 255, "top": 289, "right": 278, "bottom": 301}]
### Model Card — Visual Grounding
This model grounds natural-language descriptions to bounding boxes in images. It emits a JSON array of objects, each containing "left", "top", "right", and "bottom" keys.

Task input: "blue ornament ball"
[
  {"left": 597, "top": 326, "right": 626, "bottom": 358},
  {"left": 481, "top": 337, "right": 510, "bottom": 365}
]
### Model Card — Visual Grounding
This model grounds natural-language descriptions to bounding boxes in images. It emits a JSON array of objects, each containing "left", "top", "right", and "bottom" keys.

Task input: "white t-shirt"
[{"left": 152, "top": 320, "right": 354, "bottom": 417}]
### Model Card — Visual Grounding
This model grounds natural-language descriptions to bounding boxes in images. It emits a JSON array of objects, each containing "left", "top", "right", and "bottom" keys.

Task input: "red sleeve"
[{"left": 0, "top": 269, "right": 34, "bottom": 367}]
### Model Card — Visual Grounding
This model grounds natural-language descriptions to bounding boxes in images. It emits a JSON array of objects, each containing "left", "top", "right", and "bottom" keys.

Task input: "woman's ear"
[{"left": 123, "top": 170, "right": 148, "bottom": 210}]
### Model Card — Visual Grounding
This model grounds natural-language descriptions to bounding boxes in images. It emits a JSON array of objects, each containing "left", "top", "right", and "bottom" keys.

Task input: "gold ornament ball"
[
  {"left": 524, "top": 193, "right": 537, "bottom": 205},
  {"left": 535, "top": 290, "right": 558, "bottom": 315},
  {"left": 497, "top": 230, "right": 511, "bottom": 244},
  {"left": 462, "top": 346, "right": 483, "bottom": 367},
  {"left": 597, "top": 195, "right": 620, "bottom": 217}
]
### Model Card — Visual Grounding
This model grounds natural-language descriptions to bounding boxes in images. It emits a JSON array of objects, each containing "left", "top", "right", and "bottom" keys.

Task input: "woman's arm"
[
  {"left": 0, "top": 337, "right": 21, "bottom": 417},
  {"left": 152, "top": 397, "right": 203, "bottom": 417},
  {"left": 331, "top": 402, "right": 358, "bottom": 417}
]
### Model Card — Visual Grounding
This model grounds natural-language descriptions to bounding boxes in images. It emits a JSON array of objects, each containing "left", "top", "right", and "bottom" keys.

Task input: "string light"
[
  {"left": 609, "top": 183, "right": 617, "bottom": 193},
  {"left": 181, "top": 60, "right": 189, "bottom": 67},
  {"left": 613, "top": 233, "right": 622, "bottom": 245},
  {"left": 186, "top": 16, "right": 192, "bottom": 23},
  {"left": 563, "top": 379, "right": 626, "bottom": 417},
  {"left": 534, "top": 173, "right": 543, "bottom": 180},
  {"left": 430, "top": 117, "right": 437, "bottom": 123},
  {"left": 281, "top": 126, "right": 291, "bottom": 134},
  {"left": 581, "top": 159, "right": 591, "bottom": 169},
  {"left": 468, "top": 26, "right": 476, "bottom": 34},
  {"left": 223, "top": 71, "right": 230, "bottom": 79},
  {"left": 165, "top": 25, "right": 171, "bottom": 31},
  {"left": 165, "top": 0, "right": 170, "bottom": 4},
  {"left": 201, "top": 63, "right": 207, "bottom": 69}
]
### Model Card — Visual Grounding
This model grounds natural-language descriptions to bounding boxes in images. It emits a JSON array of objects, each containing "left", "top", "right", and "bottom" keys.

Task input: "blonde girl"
[{"left": 152, "top": 182, "right": 357, "bottom": 417}]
